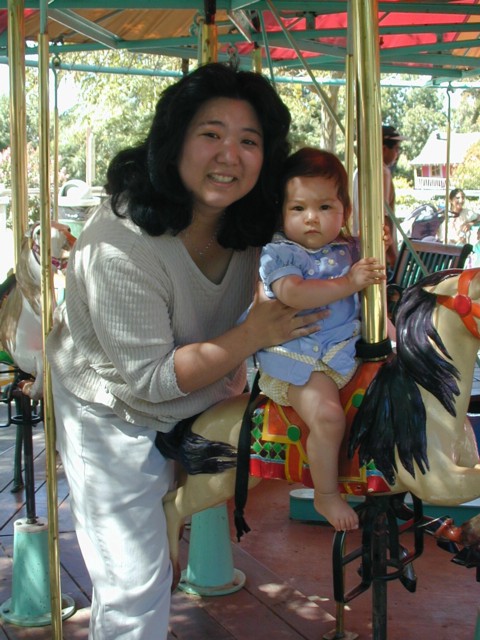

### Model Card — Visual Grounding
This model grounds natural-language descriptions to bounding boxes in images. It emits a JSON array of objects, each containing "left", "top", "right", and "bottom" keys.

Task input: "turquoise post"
[
  {"left": 0, "top": 518, "right": 75, "bottom": 627},
  {"left": 178, "top": 504, "right": 246, "bottom": 596}
]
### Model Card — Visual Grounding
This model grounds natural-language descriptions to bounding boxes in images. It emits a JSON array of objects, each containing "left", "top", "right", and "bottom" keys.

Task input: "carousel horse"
[
  {"left": 0, "top": 221, "right": 76, "bottom": 399},
  {"left": 159, "top": 268, "right": 480, "bottom": 581}
]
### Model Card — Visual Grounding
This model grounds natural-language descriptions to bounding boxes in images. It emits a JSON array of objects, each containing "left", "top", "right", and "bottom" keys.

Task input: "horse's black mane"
[
  {"left": 348, "top": 269, "right": 461, "bottom": 485},
  {"left": 395, "top": 269, "right": 461, "bottom": 414}
]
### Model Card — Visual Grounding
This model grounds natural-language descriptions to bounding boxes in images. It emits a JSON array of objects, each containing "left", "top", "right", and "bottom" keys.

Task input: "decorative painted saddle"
[{"left": 248, "top": 360, "right": 392, "bottom": 496}]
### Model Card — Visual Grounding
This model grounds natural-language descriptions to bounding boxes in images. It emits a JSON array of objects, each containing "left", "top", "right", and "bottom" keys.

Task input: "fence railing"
[{"left": 414, "top": 176, "right": 446, "bottom": 190}]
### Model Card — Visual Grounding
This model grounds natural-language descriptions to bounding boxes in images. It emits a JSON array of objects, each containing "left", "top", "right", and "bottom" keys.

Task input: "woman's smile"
[{"left": 178, "top": 97, "right": 264, "bottom": 218}]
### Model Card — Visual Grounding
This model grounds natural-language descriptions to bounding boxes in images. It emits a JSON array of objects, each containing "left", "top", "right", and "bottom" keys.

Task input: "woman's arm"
[
  {"left": 271, "top": 257, "right": 386, "bottom": 310},
  {"left": 174, "top": 283, "right": 325, "bottom": 393}
]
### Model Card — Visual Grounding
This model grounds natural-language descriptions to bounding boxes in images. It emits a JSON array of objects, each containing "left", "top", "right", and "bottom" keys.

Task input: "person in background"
[
  {"left": 253, "top": 147, "right": 386, "bottom": 531},
  {"left": 380, "top": 125, "right": 406, "bottom": 270},
  {"left": 471, "top": 227, "right": 480, "bottom": 267},
  {"left": 46, "top": 63, "right": 325, "bottom": 640},
  {"left": 437, "top": 187, "right": 480, "bottom": 245},
  {"left": 352, "top": 124, "right": 406, "bottom": 273}
]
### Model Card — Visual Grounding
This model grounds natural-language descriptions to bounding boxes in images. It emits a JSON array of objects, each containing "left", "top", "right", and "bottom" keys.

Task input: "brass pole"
[
  {"left": 7, "top": 0, "right": 28, "bottom": 265},
  {"left": 253, "top": 43, "right": 262, "bottom": 73},
  {"left": 201, "top": 0, "right": 218, "bottom": 64},
  {"left": 352, "top": 0, "right": 387, "bottom": 346},
  {"left": 345, "top": 1, "right": 355, "bottom": 199},
  {"left": 38, "top": 25, "right": 64, "bottom": 640},
  {"left": 52, "top": 61, "right": 60, "bottom": 222},
  {"left": 201, "top": 23, "right": 218, "bottom": 64},
  {"left": 444, "top": 87, "right": 452, "bottom": 243}
]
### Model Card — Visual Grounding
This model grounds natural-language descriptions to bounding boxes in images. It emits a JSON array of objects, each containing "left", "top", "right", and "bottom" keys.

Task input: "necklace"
[{"left": 180, "top": 226, "right": 219, "bottom": 258}]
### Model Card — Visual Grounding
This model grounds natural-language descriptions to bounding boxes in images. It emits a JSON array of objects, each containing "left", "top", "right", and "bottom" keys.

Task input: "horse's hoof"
[{"left": 433, "top": 518, "right": 464, "bottom": 544}]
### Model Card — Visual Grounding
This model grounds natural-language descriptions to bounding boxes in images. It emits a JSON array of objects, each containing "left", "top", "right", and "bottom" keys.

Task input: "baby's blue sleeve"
[{"left": 259, "top": 244, "right": 308, "bottom": 297}]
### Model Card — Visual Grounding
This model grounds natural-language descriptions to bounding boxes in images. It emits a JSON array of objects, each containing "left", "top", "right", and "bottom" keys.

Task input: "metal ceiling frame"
[{"left": 1, "top": 1, "right": 480, "bottom": 83}]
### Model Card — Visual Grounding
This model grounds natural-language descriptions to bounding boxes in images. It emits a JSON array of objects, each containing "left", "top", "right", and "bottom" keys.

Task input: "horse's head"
[
  {"left": 29, "top": 221, "right": 76, "bottom": 273},
  {"left": 430, "top": 268, "right": 480, "bottom": 340}
]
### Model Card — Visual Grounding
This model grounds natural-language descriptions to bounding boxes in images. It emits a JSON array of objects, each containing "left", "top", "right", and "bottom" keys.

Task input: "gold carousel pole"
[
  {"left": 201, "top": 0, "right": 218, "bottom": 64},
  {"left": 345, "top": 1, "right": 356, "bottom": 206},
  {"left": 443, "top": 87, "right": 452, "bottom": 243},
  {"left": 7, "top": 0, "right": 28, "bottom": 265},
  {"left": 51, "top": 58, "right": 60, "bottom": 222},
  {"left": 352, "top": 0, "right": 387, "bottom": 346},
  {"left": 38, "top": 0, "right": 64, "bottom": 636}
]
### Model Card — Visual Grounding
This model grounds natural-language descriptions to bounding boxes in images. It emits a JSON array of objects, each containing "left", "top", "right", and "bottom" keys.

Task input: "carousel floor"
[{"left": 0, "top": 403, "right": 479, "bottom": 640}]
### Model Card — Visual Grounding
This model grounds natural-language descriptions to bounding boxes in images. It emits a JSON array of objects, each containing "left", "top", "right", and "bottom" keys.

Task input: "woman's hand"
[{"left": 242, "top": 283, "right": 328, "bottom": 350}]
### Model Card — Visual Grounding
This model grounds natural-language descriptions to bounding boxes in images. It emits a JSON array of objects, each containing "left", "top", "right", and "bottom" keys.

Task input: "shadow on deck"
[{"left": 0, "top": 400, "right": 478, "bottom": 640}]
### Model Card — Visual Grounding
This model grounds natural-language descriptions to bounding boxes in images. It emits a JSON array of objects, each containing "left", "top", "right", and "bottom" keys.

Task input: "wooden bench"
[
  {"left": 387, "top": 239, "right": 473, "bottom": 323},
  {"left": 389, "top": 239, "right": 473, "bottom": 290}
]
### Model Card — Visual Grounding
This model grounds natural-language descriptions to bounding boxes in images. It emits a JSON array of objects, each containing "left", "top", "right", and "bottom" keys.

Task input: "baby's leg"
[{"left": 288, "top": 372, "right": 359, "bottom": 532}]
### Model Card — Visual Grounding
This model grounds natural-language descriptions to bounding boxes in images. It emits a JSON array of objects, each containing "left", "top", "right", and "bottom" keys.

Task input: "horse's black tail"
[
  {"left": 348, "top": 355, "right": 429, "bottom": 485},
  {"left": 155, "top": 416, "right": 237, "bottom": 475}
]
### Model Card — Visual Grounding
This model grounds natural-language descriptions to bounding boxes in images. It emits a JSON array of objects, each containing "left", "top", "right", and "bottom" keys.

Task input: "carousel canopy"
[{"left": 0, "top": 1, "right": 480, "bottom": 83}]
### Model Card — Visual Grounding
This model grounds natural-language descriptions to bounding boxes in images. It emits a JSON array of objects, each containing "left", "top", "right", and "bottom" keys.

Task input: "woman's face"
[
  {"left": 178, "top": 97, "right": 264, "bottom": 219},
  {"left": 282, "top": 175, "right": 345, "bottom": 250},
  {"left": 450, "top": 191, "right": 466, "bottom": 214}
]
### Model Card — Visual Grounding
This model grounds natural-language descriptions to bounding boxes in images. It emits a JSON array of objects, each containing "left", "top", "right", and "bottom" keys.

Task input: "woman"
[
  {"left": 46, "top": 62, "right": 323, "bottom": 640},
  {"left": 437, "top": 187, "right": 479, "bottom": 244}
]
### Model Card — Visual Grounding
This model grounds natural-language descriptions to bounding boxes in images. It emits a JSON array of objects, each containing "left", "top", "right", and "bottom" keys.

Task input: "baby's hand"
[
  {"left": 383, "top": 224, "right": 393, "bottom": 248},
  {"left": 348, "top": 257, "right": 386, "bottom": 290}
]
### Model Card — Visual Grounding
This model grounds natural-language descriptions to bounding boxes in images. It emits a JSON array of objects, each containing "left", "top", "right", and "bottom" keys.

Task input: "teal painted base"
[
  {"left": 178, "top": 504, "right": 246, "bottom": 597},
  {"left": 289, "top": 488, "right": 480, "bottom": 525},
  {"left": 0, "top": 518, "right": 75, "bottom": 627}
]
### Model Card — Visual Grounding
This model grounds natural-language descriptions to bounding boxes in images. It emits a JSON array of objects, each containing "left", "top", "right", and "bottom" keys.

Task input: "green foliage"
[
  {"left": 452, "top": 140, "right": 480, "bottom": 189},
  {"left": 452, "top": 89, "right": 480, "bottom": 132},
  {"left": 276, "top": 71, "right": 346, "bottom": 157},
  {"left": 54, "top": 51, "right": 180, "bottom": 184},
  {"left": 381, "top": 84, "right": 446, "bottom": 184},
  {"left": 0, "top": 95, "right": 10, "bottom": 150}
]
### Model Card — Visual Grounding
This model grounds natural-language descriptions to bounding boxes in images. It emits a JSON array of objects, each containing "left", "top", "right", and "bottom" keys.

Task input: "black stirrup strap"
[{"left": 234, "top": 371, "right": 263, "bottom": 542}]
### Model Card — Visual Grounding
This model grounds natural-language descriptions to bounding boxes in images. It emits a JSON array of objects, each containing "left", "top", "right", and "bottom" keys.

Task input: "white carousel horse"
[
  {"left": 160, "top": 268, "right": 480, "bottom": 582},
  {"left": 0, "top": 222, "right": 76, "bottom": 399}
]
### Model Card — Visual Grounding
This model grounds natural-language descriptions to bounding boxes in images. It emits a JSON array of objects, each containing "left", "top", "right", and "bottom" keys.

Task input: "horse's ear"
[{"left": 421, "top": 284, "right": 435, "bottom": 294}]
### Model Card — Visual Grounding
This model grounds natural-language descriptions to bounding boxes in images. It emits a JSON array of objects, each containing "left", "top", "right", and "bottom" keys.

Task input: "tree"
[
  {"left": 452, "top": 140, "right": 480, "bottom": 189},
  {"left": 55, "top": 51, "right": 180, "bottom": 184},
  {"left": 453, "top": 89, "right": 480, "bottom": 132},
  {"left": 380, "top": 84, "right": 447, "bottom": 184}
]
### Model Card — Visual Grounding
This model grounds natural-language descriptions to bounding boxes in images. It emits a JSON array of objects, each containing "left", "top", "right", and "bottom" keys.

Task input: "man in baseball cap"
[
  {"left": 382, "top": 125, "right": 407, "bottom": 144},
  {"left": 382, "top": 125, "right": 406, "bottom": 269}
]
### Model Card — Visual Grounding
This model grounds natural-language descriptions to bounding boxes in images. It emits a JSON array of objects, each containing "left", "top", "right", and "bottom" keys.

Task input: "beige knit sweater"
[{"left": 46, "top": 201, "right": 259, "bottom": 431}]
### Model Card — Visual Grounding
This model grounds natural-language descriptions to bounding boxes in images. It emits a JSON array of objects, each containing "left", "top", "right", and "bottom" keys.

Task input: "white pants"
[{"left": 52, "top": 376, "right": 173, "bottom": 640}]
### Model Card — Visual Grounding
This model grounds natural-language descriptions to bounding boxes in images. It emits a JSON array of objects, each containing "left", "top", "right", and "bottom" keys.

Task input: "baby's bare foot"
[{"left": 314, "top": 492, "right": 359, "bottom": 531}]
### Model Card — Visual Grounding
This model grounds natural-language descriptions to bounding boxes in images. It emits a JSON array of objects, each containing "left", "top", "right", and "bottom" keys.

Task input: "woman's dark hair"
[
  {"left": 105, "top": 62, "right": 291, "bottom": 249},
  {"left": 449, "top": 187, "right": 465, "bottom": 201},
  {"left": 278, "top": 147, "right": 352, "bottom": 234}
]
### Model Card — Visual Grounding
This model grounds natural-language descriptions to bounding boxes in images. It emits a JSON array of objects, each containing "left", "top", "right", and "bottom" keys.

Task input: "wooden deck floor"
[{"left": 0, "top": 400, "right": 479, "bottom": 640}]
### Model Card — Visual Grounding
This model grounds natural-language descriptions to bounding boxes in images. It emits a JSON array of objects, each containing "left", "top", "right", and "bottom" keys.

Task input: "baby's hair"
[{"left": 279, "top": 147, "right": 352, "bottom": 235}]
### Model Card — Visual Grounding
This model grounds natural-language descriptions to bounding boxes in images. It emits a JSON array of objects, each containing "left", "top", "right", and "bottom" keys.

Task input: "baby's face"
[{"left": 282, "top": 175, "right": 344, "bottom": 250}]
